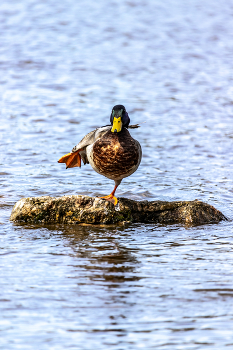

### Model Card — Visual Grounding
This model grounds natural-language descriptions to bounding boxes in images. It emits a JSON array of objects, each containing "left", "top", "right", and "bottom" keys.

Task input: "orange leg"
[{"left": 99, "top": 184, "right": 118, "bottom": 205}]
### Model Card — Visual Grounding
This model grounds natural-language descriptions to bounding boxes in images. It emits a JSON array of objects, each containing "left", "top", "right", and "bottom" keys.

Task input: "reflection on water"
[
  {"left": 1, "top": 0, "right": 233, "bottom": 348},
  {"left": 2, "top": 222, "right": 233, "bottom": 349}
]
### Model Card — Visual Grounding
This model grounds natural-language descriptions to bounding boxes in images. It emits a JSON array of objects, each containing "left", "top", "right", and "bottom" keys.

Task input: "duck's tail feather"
[{"left": 58, "top": 149, "right": 83, "bottom": 168}]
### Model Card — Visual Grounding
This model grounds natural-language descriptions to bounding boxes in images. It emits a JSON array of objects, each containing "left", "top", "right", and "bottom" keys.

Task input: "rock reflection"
[{"left": 59, "top": 224, "right": 141, "bottom": 287}]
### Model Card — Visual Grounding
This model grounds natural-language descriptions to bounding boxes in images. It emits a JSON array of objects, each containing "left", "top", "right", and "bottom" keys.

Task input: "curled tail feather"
[{"left": 58, "top": 149, "right": 83, "bottom": 168}]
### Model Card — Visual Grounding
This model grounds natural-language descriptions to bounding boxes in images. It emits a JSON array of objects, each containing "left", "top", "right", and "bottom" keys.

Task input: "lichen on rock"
[{"left": 10, "top": 195, "right": 227, "bottom": 226}]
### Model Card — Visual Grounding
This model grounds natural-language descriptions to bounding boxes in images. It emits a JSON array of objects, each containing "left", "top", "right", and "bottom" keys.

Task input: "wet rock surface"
[{"left": 10, "top": 195, "right": 227, "bottom": 226}]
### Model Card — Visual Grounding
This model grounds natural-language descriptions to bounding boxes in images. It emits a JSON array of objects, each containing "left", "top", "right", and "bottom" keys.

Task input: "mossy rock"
[{"left": 10, "top": 195, "right": 227, "bottom": 226}]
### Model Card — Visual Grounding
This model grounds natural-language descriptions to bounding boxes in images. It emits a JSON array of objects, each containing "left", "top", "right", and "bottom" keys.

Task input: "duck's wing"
[
  {"left": 72, "top": 125, "right": 111, "bottom": 152},
  {"left": 58, "top": 126, "right": 111, "bottom": 168}
]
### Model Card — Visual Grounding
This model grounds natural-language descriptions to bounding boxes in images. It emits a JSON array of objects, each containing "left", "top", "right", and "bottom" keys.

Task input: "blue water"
[{"left": 1, "top": 0, "right": 233, "bottom": 348}]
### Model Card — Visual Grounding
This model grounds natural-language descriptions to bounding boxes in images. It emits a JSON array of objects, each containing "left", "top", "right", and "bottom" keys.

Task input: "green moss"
[{"left": 35, "top": 211, "right": 47, "bottom": 222}]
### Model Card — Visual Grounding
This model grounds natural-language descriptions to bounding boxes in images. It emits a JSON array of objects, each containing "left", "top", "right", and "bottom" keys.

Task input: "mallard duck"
[{"left": 58, "top": 105, "right": 142, "bottom": 205}]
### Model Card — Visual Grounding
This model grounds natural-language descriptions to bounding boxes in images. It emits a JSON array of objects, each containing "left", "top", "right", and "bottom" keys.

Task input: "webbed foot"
[{"left": 99, "top": 194, "right": 118, "bottom": 206}]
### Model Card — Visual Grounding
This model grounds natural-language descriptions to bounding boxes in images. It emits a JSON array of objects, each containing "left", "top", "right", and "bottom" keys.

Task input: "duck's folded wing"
[
  {"left": 72, "top": 129, "right": 96, "bottom": 152},
  {"left": 72, "top": 125, "right": 111, "bottom": 152},
  {"left": 58, "top": 126, "right": 111, "bottom": 169}
]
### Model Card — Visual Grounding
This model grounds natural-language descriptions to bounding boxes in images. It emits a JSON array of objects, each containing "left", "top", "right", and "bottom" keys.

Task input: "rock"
[{"left": 10, "top": 195, "right": 227, "bottom": 226}]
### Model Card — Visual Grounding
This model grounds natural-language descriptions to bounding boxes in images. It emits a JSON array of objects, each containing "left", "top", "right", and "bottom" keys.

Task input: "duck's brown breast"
[{"left": 93, "top": 128, "right": 140, "bottom": 178}]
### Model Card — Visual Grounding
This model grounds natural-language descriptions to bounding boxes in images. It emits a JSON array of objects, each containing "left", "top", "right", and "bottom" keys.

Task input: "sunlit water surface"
[{"left": 1, "top": 0, "right": 233, "bottom": 349}]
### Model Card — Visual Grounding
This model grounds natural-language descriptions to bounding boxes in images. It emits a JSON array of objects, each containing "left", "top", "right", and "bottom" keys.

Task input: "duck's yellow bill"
[{"left": 111, "top": 116, "right": 122, "bottom": 133}]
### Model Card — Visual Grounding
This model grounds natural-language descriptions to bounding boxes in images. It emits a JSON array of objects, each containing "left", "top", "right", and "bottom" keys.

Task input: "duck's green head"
[{"left": 110, "top": 105, "right": 130, "bottom": 133}]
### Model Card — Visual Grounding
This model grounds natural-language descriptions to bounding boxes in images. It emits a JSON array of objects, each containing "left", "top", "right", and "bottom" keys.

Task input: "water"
[{"left": 1, "top": 0, "right": 233, "bottom": 348}]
